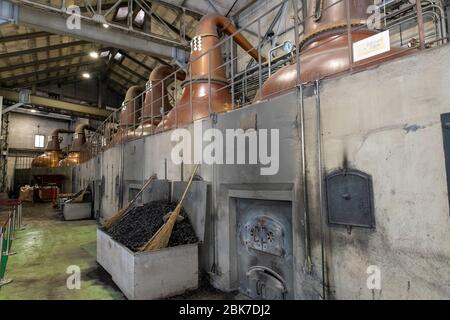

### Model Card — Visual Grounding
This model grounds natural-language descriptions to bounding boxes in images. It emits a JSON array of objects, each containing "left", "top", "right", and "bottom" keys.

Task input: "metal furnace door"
[{"left": 236, "top": 198, "right": 293, "bottom": 300}]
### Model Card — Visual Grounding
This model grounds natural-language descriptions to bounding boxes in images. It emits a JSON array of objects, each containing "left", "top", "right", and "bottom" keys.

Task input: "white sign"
[{"left": 353, "top": 30, "right": 390, "bottom": 62}]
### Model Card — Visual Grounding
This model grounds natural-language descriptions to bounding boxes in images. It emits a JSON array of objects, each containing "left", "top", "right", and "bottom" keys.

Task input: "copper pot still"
[
  {"left": 157, "top": 14, "right": 262, "bottom": 131},
  {"left": 257, "top": 0, "right": 411, "bottom": 101},
  {"left": 58, "top": 124, "right": 94, "bottom": 167},
  {"left": 31, "top": 129, "right": 74, "bottom": 168}
]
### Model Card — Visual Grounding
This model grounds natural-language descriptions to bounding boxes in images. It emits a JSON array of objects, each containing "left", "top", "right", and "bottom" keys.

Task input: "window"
[{"left": 34, "top": 134, "right": 45, "bottom": 148}]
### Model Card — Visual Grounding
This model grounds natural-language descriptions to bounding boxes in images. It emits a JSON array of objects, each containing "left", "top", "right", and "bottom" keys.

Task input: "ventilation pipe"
[
  {"left": 257, "top": 0, "right": 411, "bottom": 101},
  {"left": 31, "top": 129, "right": 74, "bottom": 168},
  {"left": 58, "top": 124, "right": 94, "bottom": 167},
  {"left": 157, "top": 14, "right": 262, "bottom": 131}
]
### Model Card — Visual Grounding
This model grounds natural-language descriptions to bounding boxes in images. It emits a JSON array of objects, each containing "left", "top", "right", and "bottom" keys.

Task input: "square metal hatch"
[{"left": 325, "top": 169, "right": 375, "bottom": 228}]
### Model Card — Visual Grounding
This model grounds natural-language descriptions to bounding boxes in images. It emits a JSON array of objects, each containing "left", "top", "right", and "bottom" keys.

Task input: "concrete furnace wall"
[
  {"left": 75, "top": 43, "right": 450, "bottom": 299},
  {"left": 302, "top": 44, "right": 450, "bottom": 300}
]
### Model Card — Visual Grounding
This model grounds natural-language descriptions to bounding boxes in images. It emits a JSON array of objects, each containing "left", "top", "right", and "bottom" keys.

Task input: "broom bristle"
[
  {"left": 141, "top": 210, "right": 179, "bottom": 251},
  {"left": 103, "top": 207, "right": 127, "bottom": 230},
  {"left": 141, "top": 220, "right": 176, "bottom": 251},
  {"left": 140, "top": 165, "right": 199, "bottom": 252}
]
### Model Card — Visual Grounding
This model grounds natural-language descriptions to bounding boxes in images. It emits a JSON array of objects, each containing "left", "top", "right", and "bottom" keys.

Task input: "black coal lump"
[{"left": 107, "top": 200, "right": 198, "bottom": 252}]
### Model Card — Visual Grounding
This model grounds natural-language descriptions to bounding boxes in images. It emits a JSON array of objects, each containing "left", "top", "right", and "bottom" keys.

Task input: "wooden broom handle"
[
  {"left": 125, "top": 174, "right": 157, "bottom": 210},
  {"left": 177, "top": 164, "right": 199, "bottom": 209}
]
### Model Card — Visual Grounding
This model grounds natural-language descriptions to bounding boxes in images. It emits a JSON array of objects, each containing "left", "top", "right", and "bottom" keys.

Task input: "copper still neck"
[
  {"left": 191, "top": 14, "right": 262, "bottom": 81},
  {"left": 120, "top": 85, "right": 145, "bottom": 127},
  {"left": 302, "top": 0, "right": 372, "bottom": 48},
  {"left": 70, "top": 123, "right": 94, "bottom": 153},
  {"left": 32, "top": 128, "right": 73, "bottom": 168},
  {"left": 45, "top": 128, "right": 74, "bottom": 152},
  {"left": 158, "top": 14, "right": 262, "bottom": 131},
  {"left": 257, "top": 0, "right": 411, "bottom": 101},
  {"left": 143, "top": 66, "right": 186, "bottom": 125}
]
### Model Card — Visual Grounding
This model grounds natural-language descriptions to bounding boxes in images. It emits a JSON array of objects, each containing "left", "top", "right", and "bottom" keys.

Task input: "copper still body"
[
  {"left": 157, "top": 14, "right": 262, "bottom": 131},
  {"left": 58, "top": 124, "right": 93, "bottom": 167},
  {"left": 257, "top": 0, "right": 411, "bottom": 101},
  {"left": 31, "top": 129, "right": 74, "bottom": 168}
]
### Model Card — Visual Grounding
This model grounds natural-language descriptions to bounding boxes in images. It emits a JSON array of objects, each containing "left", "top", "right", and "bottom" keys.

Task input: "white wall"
[{"left": 8, "top": 112, "right": 72, "bottom": 151}]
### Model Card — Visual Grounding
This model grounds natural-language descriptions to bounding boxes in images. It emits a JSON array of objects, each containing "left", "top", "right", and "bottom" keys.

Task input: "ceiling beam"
[
  {"left": 0, "top": 51, "right": 87, "bottom": 73},
  {"left": 0, "top": 31, "right": 49, "bottom": 42},
  {"left": 146, "top": 0, "right": 203, "bottom": 20},
  {"left": 0, "top": 40, "right": 88, "bottom": 59},
  {"left": 109, "top": 68, "right": 140, "bottom": 87},
  {"left": 10, "top": 67, "right": 102, "bottom": 88},
  {"left": 1, "top": 60, "right": 101, "bottom": 85},
  {"left": 120, "top": 51, "right": 153, "bottom": 73},
  {"left": 112, "top": 61, "right": 148, "bottom": 81},
  {"left": 13, "top": 1, "right": 189, "bottom": 60},
  {"left": 232, "top": 0, "right": 259, "bottom": 19},
  {"left": 0, "top": 88, "right": 111, "bottom": 119}
]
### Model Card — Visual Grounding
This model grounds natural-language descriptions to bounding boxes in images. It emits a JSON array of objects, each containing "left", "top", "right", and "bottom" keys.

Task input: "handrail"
[
  {"left": 81, "top": 0, "right": 448, "bottom": 161},
  {"left": 1, "top": 201, "right": 22, "bottom": 287}
]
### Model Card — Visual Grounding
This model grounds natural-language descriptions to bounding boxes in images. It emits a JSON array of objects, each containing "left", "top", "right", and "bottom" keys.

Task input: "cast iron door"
[{"left": 236, "top": 198, "right": 293, "bottom": 300}]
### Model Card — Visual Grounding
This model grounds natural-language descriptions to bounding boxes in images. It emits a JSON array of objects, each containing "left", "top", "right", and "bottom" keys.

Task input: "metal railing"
[
  {"left": 0, "top": 200, "right": 22, "bottom": 288},
  {"left": 80, "top": 0, "right": 449, "bottom": 162}
]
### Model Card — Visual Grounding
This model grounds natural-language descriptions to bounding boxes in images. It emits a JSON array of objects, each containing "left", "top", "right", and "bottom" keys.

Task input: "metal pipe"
[
  {"left": 386, "top": 4, "right": 445, "bottom": 46},
  {"left": 268, "top": 42, "right": 287, "bottom": 77},
  {"left": 345, "top": 0, "right": 354, "bottom": 71},
  {"left": 417, "top": 0, "right": 426, "bottom": 49},
  {"left": 12, "top": 207, "right": 16, "bottom": 239},
  {"left": 6, "top": 217, "right": 15, "bottom": 256},
  {"left": 315, "top": 80, "right": 327, "bottom": 300}
]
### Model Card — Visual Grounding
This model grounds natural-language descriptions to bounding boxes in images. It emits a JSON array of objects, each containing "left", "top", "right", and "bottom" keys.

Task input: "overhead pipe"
[
  {"left": 157, "top": 14, "right": 263, "bottom": 131},
  {"left": 31, "top": 128, "right": 74, "bottom": 168},
  {"left": 257, "top": 0, "right": 412, "bottom": 101}
]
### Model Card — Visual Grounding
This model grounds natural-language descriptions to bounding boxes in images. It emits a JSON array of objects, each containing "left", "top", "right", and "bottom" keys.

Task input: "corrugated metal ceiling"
[{"left": 0, "top": 0, "right": 255, "bottom": 96}]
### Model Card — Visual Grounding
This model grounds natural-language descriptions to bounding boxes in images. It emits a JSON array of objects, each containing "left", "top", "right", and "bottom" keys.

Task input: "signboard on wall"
[{"left": 353, "top": 30, "right": 391, "bottom": 62}]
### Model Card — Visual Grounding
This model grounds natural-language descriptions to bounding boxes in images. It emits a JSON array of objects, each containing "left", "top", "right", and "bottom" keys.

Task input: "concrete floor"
[
  {"left": 0, "top": 203, "right": 125, "bottom": 300},
  {"left": 0, "top": 202, "right": 242, "bottom": 300}
]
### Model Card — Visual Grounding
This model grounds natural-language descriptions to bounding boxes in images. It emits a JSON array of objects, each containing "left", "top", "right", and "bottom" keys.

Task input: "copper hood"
[
  {"left": 58, "top": 124, "right": 94, "bottom": 167},
  {"left": 31, "top": 128, "right": 74, "bottom": 168},
  {"left": 257, "top": 0, "right": 412, "bottom": 101},
  {"left": 157, "top": 14, "right": 262, "bottom": 131}
]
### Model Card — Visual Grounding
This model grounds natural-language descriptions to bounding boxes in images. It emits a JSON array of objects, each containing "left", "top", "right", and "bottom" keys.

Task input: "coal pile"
[{"left": 107, "top": 200, "right": 198, "bottom": 252}]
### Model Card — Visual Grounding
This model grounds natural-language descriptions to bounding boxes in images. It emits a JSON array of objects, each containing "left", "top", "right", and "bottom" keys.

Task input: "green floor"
[{"left": 0, "top": 203, "right": 124, "bottom": 300}]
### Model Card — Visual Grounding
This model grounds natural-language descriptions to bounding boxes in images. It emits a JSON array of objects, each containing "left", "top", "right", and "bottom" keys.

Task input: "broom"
[
  {"left": 103, "top": 174, "right": 157, "bottom": 230},
  {"left": 140, "top": 164, "right": 199, "bottom": 252}
]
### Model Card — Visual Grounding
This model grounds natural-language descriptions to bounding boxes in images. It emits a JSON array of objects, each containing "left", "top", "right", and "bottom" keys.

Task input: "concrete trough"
[
  {"left": 97, "top": 229, "right": 198, "bottom": 300},
  {"left": 97, "top": 179, "right": 207, "bottom": 300},
  {"left": 63, "top": 202, "right": 92, "bottom": 220}
]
